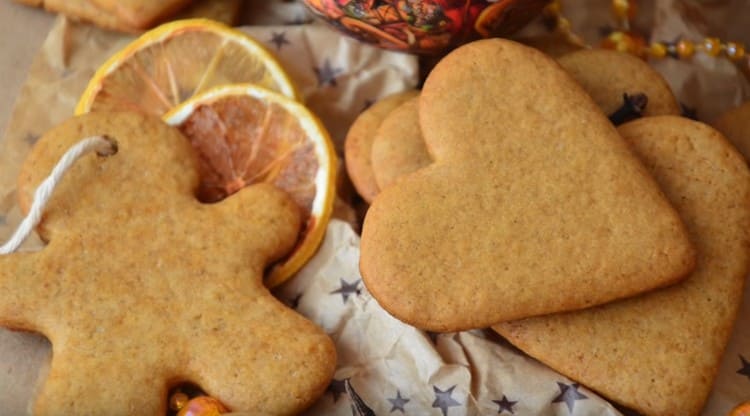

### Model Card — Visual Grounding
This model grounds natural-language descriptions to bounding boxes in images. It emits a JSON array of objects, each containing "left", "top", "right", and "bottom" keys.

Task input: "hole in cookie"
[{"left": 166, "top": 381, "right": 228, "bottom": 416}]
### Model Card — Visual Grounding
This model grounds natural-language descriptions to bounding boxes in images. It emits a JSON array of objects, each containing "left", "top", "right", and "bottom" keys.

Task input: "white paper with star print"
[
  {"left": 1, "top": 1, "right": 750, "bottom": 415},
  {"left": 276, "top": 219, "right": 624, "bottom": 416}
]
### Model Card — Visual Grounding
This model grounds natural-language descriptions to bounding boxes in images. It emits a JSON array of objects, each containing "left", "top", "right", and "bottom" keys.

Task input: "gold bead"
[
  {"left": 725, "top": 42, "right": 746, "bottom": 61},
  {"left": 170, "top": 392, "right": 190, "bottom": 411},
  {"left": 176, "top": 396, "right": 228, "bottom": 416},
  {"left": 676, "top": 40, "right": 695, "bottom": 58},
  {"left": 556, "top": 17, "right": 571, "bottom": 31},
  {"left": 699, "top": 37, "right": 721, "bottom": 56},
  {"left": 612, "top": 0, "right": 630, "bottom": 17},
  {"left": 543, "top": 0, "right": 561, "bottom": 16},
  {"left": 612, "top": 0, "right": 638, "bottom": 19},
  {"left": 648, "top": 42, "right": 667, "bottom": 58},
  {"left": 601, "top": 31, "right": 645, "bottom": 55}
]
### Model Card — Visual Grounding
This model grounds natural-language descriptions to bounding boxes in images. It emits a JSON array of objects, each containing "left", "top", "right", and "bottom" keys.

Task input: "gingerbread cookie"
[
  {"left": 14, "top": 0, "right": 143, "bottom": 33},
  {"left": 14, "top": 0, "right": 243, "bottom": 33},
  {"left": 344, "top": 90, "right": 419, "bottom": 203},
  {"left": 371, "top": 96, "right": 431, "bottom": 190},
  {"left": 172, "top": 0, "right": 244, "bottom": 25},
  {"left": 495, "top": 116, "right": 750, "bottom": 416},
  {"left": 558, "top": 49, "right": 682, "bottom": 122},
  {"left": 5, "top": 111, "right": 336, "bottom": 414},
  {"left": 713, "top": 100, "right": 750, "bottom": 162},
  {"left": 515, "top": 33, "right": 584, "bottom": 58},
  {"left": 360, "top": 39, "right": 695, "bottom": 332},
  {"left": 89, "top": 0, "right": 193, "bottom": 30}
]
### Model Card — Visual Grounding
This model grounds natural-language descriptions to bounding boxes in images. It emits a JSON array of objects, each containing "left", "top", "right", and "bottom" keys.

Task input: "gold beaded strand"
[
  {"left": 541, "top": 0, "right": 587, "bottom": 48},
  {"left": 546, "top": 0, "right": 750, "bottom": 77}
]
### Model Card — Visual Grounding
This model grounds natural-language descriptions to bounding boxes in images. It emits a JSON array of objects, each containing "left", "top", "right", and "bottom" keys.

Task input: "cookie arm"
[
  {"left": 0, "top": 252, "right": 45, "bottom": 331},
  {"left": 202, "top": 183, "right": 302, "bottom": 270}
]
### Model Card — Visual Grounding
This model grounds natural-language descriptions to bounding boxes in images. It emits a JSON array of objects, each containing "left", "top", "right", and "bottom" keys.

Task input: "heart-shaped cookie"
[
  {"left": 371, "top": 96, "right": 431, "bottom": 190},
  {"left": 345, "top": 90, "right": 419, "bottom": 203},
  {"left": 557, "top": 49, "right": 682, "bottom": 121},
  {"left": 360, "top": 39, "right": 695, "bottom": 332},
  {"left": 494, "top": 116, "right": 750, "bottom": 415},
  {"left": 713, "top": 100, "right": 750, "bottom": 163}
]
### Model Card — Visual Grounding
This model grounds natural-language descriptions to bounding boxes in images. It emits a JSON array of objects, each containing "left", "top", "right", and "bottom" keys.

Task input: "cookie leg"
[
  {"left": 0, "top": 253, "right": 48, "bottom": 331},
  {"left": 32, "top": 357, "right": 167, "bottom": 416},
  {"left": 187, "top": 303, "right": 334, "bottom": 414}
]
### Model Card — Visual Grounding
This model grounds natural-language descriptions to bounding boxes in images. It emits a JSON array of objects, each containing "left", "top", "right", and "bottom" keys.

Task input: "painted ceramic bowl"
[{"left": 303, "top": 0, "right": 550, "bottom": 54}]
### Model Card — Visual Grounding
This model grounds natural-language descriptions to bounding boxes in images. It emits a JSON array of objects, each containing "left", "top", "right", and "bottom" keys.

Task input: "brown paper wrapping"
[{"left": 0, "top": 1, "right": 749, "bottom": 415}]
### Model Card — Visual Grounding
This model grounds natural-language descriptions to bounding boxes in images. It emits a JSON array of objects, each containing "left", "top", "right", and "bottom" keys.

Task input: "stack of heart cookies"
[{"left": 350, "top": 39, "right": 750, "bottom": 416}]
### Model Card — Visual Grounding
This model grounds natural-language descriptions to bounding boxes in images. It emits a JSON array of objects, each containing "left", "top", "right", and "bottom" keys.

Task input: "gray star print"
[
  {"left": 269, "top": 31, "right": 290, "bottom": 50},
  {"left": 492, "top": 395, "right": 517, "bottom": 414},
  {"left": 314, "top": 58, "right": 343, "bottom": 87},
  {"left": 552, "top": 382, "right": 588, "bottom": 413},
  {"left": 432, "top": 385, "right": 461, "bottom": 416},
  {"left": 738, "top": 355, "right": 750, "bottom": 380},
  {"left": 330, "top": 279, "right": 361, "bottom": 303},
  {"left": 387, "top": 390, "right": 410, "bottom": 413}
]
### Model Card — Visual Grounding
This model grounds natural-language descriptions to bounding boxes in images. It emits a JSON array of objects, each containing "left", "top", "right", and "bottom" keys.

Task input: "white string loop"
[{"left": 0, "top": 135, "right": 117, "bottom": 254}]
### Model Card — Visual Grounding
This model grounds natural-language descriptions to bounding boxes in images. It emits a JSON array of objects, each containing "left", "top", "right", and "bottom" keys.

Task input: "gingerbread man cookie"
[
  {"left": 3, "top": 111, "right": 336, "bottom": 415},
  {"left": 360, "top": 39, "right": 695, "bottom": 332}
]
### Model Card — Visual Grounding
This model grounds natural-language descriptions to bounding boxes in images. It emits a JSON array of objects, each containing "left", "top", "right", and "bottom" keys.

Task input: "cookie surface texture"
[
  {"left": 360, "top": 39, "right": 695, "bottom": 332},
  {"left": 371, "top": 96, "right": 431, "bottom": 190},
  {"left": 713, "top": 100, "right": 750, "bottom": 162},
  {"left": 18, "top": 0, "right": 142, "bottom": 32},
  {"left": 173, "top": 0, "right": 243, "bottom": 25},
  {"left": 495, "top": 116, "right": 750, "bottom": 416},
  {"left": 344, "top": 90, "right": 419, "bottom": 203},
  {"left": 515, "top": 33, "right": 583, "bottom": 58},
  {"left": 558, "top": 49, "right": 681, "bottom": 118},
  {"left": 5, "top": 112, "right": 336, "bottom": 415},
  {"left": 90, "top": 0, "right": 193, "bottom": 29}
]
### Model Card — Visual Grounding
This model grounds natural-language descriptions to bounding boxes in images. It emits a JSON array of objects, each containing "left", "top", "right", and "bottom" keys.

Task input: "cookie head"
[
  {"left": 360, "top": 39, "right": 695, "bottom": 332},
  {"left": 2, "top": 111, "right": 336, "bottom": 415}
]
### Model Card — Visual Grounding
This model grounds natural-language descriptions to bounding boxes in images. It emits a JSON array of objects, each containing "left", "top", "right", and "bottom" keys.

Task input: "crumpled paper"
[{"left": 1, "top": 1, "right": 749, "bottom": 415}]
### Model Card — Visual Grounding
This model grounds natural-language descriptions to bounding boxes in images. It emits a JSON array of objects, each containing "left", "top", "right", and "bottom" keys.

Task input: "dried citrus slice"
[
  {"left": 731, "top": 402, "right": 750, "bottom": 416},
  {"left": 164, "top": 84, "right": 336, "bottom": 288},
  {"left": 75, "top": 18, "right": 298, "bottom": 116}
]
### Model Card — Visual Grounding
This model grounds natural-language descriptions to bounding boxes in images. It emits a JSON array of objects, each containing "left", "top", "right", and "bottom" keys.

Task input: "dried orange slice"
[
  {"left": 75, "top": 19, "right": 298, "bottom": 116},
  {"left": 164, "top": 84, "right": 336, "bottom": 287},
  {"left": 731, "top": 402, "right": 750, "bottom": 416}
]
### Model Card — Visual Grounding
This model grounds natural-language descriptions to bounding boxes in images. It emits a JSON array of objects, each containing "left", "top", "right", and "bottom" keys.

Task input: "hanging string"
[{"left": 0, "top": 135, "right": 118, "bottom": 254}]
